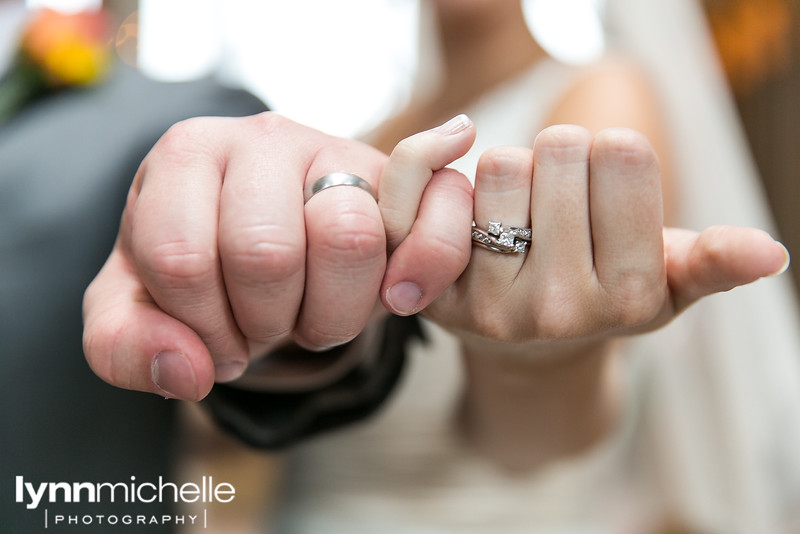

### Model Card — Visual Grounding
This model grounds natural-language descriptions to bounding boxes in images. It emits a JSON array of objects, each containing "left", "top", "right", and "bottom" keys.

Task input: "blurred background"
[
  {"left": 1, "top": 1, "right": 798, "bottom": 532},
  {"left": 6, "top": 0, "right": 795, "bottom": 288}
]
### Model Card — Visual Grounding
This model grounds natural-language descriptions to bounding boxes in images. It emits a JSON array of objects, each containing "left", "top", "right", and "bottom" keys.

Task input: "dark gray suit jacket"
[
  {"left": 0, "top": 65, "right": 265, "bottom": 531},
  {"left": 0, "top": 63, "right": 417, "bottom": 532}
]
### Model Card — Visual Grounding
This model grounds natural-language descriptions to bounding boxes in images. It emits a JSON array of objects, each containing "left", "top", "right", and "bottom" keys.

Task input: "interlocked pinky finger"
[
  {"left": 379, "top": 114, "right": 476, "bottom": 253},
  {"left": 381, "top": 168, "right": 473, "bottom": 316}
]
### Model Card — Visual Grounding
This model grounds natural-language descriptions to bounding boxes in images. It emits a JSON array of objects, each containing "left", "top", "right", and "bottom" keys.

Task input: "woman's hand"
[
  {"left": 384, "top": 125, "right": 788, "bottom": 355},
  {"left": 380, "top": 123, "right": 788, "bottom": 468}
]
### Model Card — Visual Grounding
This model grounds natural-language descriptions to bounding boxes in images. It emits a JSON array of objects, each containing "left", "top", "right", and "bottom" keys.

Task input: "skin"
[
  {"left": 82, "top": 112, "right": 787, "bottom": 436},
  {"left": 380, "top": 122, "right": 788, "bottom": 469},
  {"left": 373, "top": 0, "right": 776, "bottom": 468},
  {"left": 82, "top": 112, "right": 476, "bottom": 401},
  {"left": 82, "top": 0, "right": 790, "bottom": 471}
]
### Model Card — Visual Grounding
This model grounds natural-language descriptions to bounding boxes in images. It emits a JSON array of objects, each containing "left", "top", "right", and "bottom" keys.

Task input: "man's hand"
[{"left": 82, "top": 112, "right": 476, "bottom": 401}]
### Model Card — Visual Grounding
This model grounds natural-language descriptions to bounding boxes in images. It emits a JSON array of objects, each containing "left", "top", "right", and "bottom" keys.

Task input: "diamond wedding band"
[{"left": 471, "top": 221, "right": 532, "bottom": 254}]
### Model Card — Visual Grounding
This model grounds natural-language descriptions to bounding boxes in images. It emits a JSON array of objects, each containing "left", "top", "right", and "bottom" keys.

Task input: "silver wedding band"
[{"left": 304, "top": 173, "right": 377, "bottom": 204}]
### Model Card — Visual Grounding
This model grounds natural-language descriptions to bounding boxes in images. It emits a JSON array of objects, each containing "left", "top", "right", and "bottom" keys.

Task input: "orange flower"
[
  {"left": 706, "top": 0, "right": 793, "bottom": 96},
  {"left": 0, "top": 8, "right": 114, "bottom": 123},
  {"left": 21, "top": 8, "right": 113, "bottom": 86}
]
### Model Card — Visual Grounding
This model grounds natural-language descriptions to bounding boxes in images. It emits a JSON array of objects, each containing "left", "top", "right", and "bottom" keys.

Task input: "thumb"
[
  {"left": 82, "top": 247, "right": 216, "bottom": 401},
  {"left": 664, "top": 225, "right": 790, "bottom": 312}
]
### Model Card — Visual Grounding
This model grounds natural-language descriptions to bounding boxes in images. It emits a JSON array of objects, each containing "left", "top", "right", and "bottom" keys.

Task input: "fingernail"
[
  {"left": 769, "top": 242, "right": 791, "bottom": 276},
  {"left": 386, "top": 282, "right": 422, "bottom": 316},
  {"left": 215, "top": 361, "right": 247, "bottom": 383},
  {"left": 152, "top": 351, "right": 198, "bottom": 401},
  {"left": 431, "top": 114, "right": 471, "bottom": 136}
]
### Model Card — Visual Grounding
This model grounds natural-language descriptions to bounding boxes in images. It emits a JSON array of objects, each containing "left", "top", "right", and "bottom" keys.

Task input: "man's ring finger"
[{"left": 304, "top": 173, "right": 377, "bottom": 204}]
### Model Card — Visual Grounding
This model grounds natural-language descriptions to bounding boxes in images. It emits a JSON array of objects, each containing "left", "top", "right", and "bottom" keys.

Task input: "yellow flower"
[
  {"left": 0, "top": 8, "right": 113, "bottom": 122},
  {"left": 21, "top": 8, "right": 113, "bottom": 87},
  {"left": 41, "top": 37, "right": 109, "bottom": 86}
]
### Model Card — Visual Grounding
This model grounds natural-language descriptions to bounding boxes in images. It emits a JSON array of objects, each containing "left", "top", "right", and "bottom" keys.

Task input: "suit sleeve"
[{"left": 202, "top": 315, "right": 422, "bottom": 450}]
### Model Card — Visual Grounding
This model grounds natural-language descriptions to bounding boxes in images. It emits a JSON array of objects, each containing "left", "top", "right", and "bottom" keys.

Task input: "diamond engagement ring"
[
  {"left": 471, "top": 221, "right": 532, "bottom": 254},
  {"left": 304, "top": 173, "right": 377, "bottom": 204}
]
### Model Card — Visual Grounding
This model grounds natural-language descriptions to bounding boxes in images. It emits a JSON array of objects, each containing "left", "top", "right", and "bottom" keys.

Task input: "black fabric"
[{"left": 203, "top": 314, "right": 423, "bottom": 450}]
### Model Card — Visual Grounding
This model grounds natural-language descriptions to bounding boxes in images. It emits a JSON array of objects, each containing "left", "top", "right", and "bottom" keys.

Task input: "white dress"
[{"left": 272, "top": 51, "right": 800, "bottom": 532}]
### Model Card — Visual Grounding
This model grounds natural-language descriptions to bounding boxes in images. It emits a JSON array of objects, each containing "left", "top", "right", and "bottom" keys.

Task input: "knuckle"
[
  {"left": 533, "top": 125, "right": 593, "bottom": 164},
  {"left": 155, "top": 118, "right": 219, "bottom": 166},
  {"left": 477, "top": 147, "right": 533, "bottom": 181},
  {"left": 432, "top": 167, "right": 473, "bottom": 200},
  {"left": 240, "top": 320, "right": 296, "bottom": 347},
  {"left": 423, "top": 231, "right": 471, "bottom": 275},
  {"left": 317, "top": 208, "right": 385, "bottom": 262},
  {"left": 605, "top": 276, "right": 666, "bottom": 326},
  {"left": 223, "top": 225, "right": 305, "bottom": 284},
  {"left": 247, "top": 111, "right": 293, "bottom": 137},
  {"left": 300, "top": 323, "right": 359, "bottom": 350},
  {"left": 593, "top": 128, "right": 658, "bottom": 171},
  {"left": 140, "top": 240, "right": 217, "bottom": 289},
  {"left": 471, "top": 304, "right": 519, "bottom": 343},
  {"left": 159, "top": 118, "right": 201, "bottom": 146},
  {"left": 468, "top": 299, "right": 578, "bottom": 343},
  {"left": 386, "top": 133, "right": 438, "bottom": 176},
  {"left": 687, "top": 226, "right": 732, "bottom": 287},
  {"left": 389, "top": 133, "right": 424, "bottom": 165},
  {"left": 312, "top": 141, "right": 383, "bottom": 176},
  {"left": 695, "top": 226, "right": 729, "bottom": 268},
  {"left": 527, "top": 281, "right": 596, "bottom": 340},
  {"left": 529, "top": 302, "right": 585, "bottom": 341}
]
